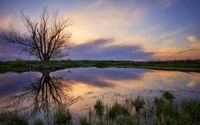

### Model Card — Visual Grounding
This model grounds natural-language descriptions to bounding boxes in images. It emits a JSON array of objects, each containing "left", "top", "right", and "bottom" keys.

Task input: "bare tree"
[{"left": 1, "top": 8, "right": 72, "bottom": 67}]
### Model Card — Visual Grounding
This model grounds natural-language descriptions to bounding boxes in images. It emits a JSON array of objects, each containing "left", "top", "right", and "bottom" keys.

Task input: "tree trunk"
[
  {"left": 41, "top": 59, "right": 50, "bottom": 69},
  {"left": 41, "top": 70, "right": 50, "bottom": 81}
]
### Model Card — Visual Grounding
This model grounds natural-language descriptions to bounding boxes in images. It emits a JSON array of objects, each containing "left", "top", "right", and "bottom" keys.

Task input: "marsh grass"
[
  {"left": 80, "top": 92, "right": 200, "bottom": 125},
  {"left": 54, "top": 106, "right": 72, "bottom": 125},
  {"left": 162, "top": 91, "right": 175, "bottom": 101},
  {"left": 94, "top": 99, "right": 104, "bottom": 119},
  {"left": 181, "top": 100, "right": 200, "bottom": 124},
  {"left": 0, "top": 92, "right": 200, "bottom": 125},
  {"left": 0, "top": 111, "right": 29, "bottom": 125},
  {"left": 131, "top": 96, "right": 145, "bottom": 114},
  {"left": 116, "top": 115, "right": 139, "bottom": 125},
  {"left": 34, "top": 119, "right": 44, "bottom": 125},
  {"left": 79, "top": 117, "right": 92, "bottom": 125},
  {"left": 108, "top": 102, "right": 130, "bottom": 120}
]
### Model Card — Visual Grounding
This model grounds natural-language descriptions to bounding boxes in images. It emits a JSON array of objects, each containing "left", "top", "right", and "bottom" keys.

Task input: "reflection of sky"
[
  {"left": 0, "top": 68, "right": 200, "bottom": 98},
  {"left": 52, "top": 68, "right": 200, "bottom": 98},
  {"left": 0, "top": 72, "right": 41, "bottom": 97},
  {"left": 0, "top": 68, "right": 200, "bottom": 113}
]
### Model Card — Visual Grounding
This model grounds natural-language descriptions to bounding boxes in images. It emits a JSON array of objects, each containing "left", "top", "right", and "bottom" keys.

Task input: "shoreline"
[{"left": 0, "top": 60, "right": 200, "bottom": 73}]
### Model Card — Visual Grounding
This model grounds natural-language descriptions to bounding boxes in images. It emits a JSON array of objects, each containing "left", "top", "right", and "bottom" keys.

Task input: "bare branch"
[{"left": 0, "top": 8, "right": 72, "bottom": 65}]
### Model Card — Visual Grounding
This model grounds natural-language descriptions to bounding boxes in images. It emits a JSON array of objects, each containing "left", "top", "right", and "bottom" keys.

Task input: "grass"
[
  {"left": 79, "top": 92, "right": 200, "bottom": 125},
  {"left": 79, "top": 117, "right": 92, "bottom": 125},
  {"left": 94, "top": 99, "right": 105, "bottom": 118},
  {"left": 1, "top": 59, "right": 200, "bottom": 73},
  {"left": 0, "top": 111, "right": 29, "bottom": 125},
  {"left": 34, "top": 119, "right": 44, "bottom": 125},
  {"left": 116, "top": 115, "right": 139, "bottom": 125},
  {"left": 108, "top": 102, "right": 130, "bottom": 120},
  {"left": 0, "top": 92, "right": 200, "bottom": 125},
  {"left": 162, "top": 91, "right": 175, "bottom": 101},
  {"left": 131, "top": 96, "right": 145, "bottom": 113},
  {"left": 54, "top": 106, "right": 72, "bottom": 125}
]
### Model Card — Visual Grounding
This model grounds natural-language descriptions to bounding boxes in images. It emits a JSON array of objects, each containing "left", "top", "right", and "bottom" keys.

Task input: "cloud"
[
  {"left": 171, "top": 35, "right": 200, "bottom": 57},
  {"left": 175, "top": 48, "right": 196, "bottom": 54},
  {"left": 187, "top": 36, "right": 199, "bottom": 43},
  {"left": 158, "top": 0, "right": 177, "bottom": 9},
  {"left": 70, "top": 38, "right": 154, "bottom": 60},
  {"left": 0, "top": 15, "right": 12, "bottom": 29},
  {"left": 0, "top": 38, "right": 34, "bottom": 61},
  {"left": 0, "top": 0, "right": 199, "bottom": 61},
  {"left": 66, "top": 1, "right": 148, "bottom": 44}
]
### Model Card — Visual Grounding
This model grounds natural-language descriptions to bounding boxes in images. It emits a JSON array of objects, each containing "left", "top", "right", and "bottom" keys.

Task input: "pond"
[{"left": 0, "top": 67, "right": 200, "bottom": 124}]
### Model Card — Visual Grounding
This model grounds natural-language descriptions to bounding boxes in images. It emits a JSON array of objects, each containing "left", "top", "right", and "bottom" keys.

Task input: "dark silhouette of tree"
[
  {"left": 0, "top": 8, "right": 72, "bottom": 67},
  {"left": 2, "top": 70, "right": 81, "bottom": 124}
]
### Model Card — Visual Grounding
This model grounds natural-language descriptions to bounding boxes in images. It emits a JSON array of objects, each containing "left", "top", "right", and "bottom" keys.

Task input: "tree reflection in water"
[{"left": 2, "top": 70, "right": 81, "bottom": 124}]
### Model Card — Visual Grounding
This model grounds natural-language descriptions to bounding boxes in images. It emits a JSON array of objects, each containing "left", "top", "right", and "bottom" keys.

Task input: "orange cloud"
[
  {"left": 0, "top": 16, "right": 12, "bottom": 29},
  {"left": 187, "top": 36, "right": 198, "bottom": 43},
  {"left": 66, "top": 2, "right": 147, "bottom": 45}
]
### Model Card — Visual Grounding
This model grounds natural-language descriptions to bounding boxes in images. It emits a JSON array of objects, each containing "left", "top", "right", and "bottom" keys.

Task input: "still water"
[{"left": 0, "top": 68, "right": 200, "bottom": 124}]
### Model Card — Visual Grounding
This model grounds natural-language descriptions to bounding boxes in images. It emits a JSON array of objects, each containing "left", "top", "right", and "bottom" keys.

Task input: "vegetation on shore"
[
  {"left": 0, "top": 59, "right": 200, "bottom": 73},
  {"left": 0, "top": 92, "right": 200, "bottom": 125}
]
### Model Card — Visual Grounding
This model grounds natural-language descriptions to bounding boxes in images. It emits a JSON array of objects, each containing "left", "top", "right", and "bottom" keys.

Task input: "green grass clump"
[
  {"left": 34, "top": 119, "right": 44, "bottom": 125},
  {"left": 79, "top": 117, "right": 92, "bottom": 125},
  {"left": 96, "top": 120, "right": 107, "bottom": 125},
  {"left": 54, "top": 107, "right": 72, "bottom": 125},
  {"left": 108, "top": 102, "right": 130, "bottom": 120},
  {"left": 116, "top": 115, "right": 139, "bottom": 125},
  {"left": 162, "top": 91, "right": 175, "bottom": 101},
  {"left": 0, "top": 111, "right": 29, "bottom": 125},
  {"left": 181, "top": 100, "right": 200, "bottom": 124},
  {"left": 132, "top": 96, "right": 145, "bottom": 113},
  {"left": 94, "top": 99, "right": 105, "bottom": 118},
  {"left": 155, "top": 92, "right": 179, "bottom": 124}
]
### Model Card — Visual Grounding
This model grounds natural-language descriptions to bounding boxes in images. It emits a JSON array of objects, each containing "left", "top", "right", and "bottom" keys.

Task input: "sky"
[{"left": 0, "top": 0, "right": 200, "bottom": 61}]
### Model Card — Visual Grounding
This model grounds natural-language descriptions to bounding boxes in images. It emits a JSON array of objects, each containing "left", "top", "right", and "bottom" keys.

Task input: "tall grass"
[
  {"left": 79, "top": 92, "right": 200, "bottom": 125},
  {"left": 54, "top": 106, "right": 72, "bottom": 125},
  {"left": 0, "top": 91, "right": 200, "bottom": 125},
  {"left": 34, "top": 119, "right": 44, "bottom": 125},
  {"left": 0, "top": 111, "right": 29, "bottom": 125}
]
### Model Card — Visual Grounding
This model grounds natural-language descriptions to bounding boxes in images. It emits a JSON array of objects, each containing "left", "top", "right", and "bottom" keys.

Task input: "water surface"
[{"left": 0, "top": 68, "right": 200, "bottom": 124}]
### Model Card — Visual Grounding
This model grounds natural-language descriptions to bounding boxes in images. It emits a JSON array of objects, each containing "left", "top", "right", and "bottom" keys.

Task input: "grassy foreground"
[
  {"left": 0, "top": 59, "right": 200, "bottom": 73},
  {"left": 0, "top": 92, "right": 200, "bottom": 125}
]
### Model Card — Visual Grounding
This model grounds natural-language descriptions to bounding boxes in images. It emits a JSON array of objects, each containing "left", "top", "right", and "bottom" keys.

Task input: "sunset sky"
[{"left": 0, "top": 0, "right": 200, "bottom": 61}]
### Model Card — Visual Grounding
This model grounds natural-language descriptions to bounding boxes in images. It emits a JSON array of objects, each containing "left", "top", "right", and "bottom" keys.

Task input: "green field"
[{"left": 0, "top": 59, "right": 200, "bottom": 73}]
